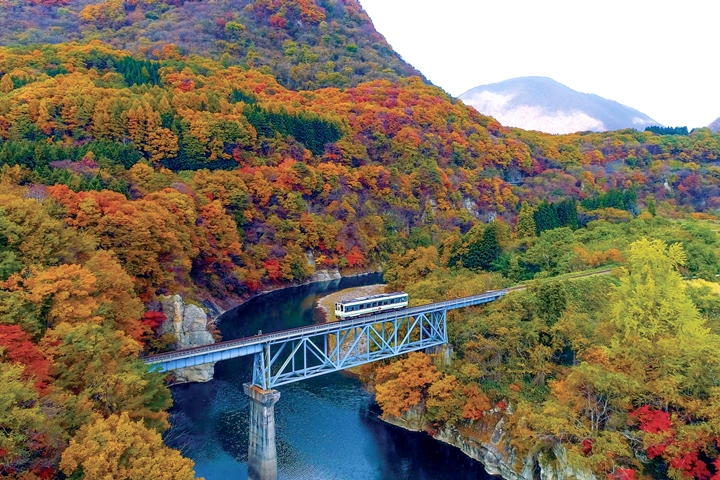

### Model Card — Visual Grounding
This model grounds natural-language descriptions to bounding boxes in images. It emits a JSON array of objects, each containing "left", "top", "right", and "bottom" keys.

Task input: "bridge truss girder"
[{"left": 252, "top": 309, "right": 447, "bottom": 390}]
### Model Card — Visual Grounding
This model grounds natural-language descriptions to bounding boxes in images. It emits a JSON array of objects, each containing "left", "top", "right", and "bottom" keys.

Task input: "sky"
[{"left": 358, "top": 0, "right": 719, "bottom": 129}]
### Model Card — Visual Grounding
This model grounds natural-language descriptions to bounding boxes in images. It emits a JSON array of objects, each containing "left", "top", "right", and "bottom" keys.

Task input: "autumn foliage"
[
  {"left": 0, "top": 325, "right": 51, "bottom": 394},
  {"left": 372, "top": 237, "right": 720, "bottom": 479},
  {"left": 0, "top": 5, "right": 719, "bottom": 479},
  {"left": 59, "top": 412, "right": 198, "bottom": 479},
  {"left": 374, "top": 352, "right": 440, "bottom": 417}
]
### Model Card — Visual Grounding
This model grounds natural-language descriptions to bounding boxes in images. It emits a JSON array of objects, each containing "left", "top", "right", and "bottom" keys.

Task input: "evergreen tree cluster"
[
  {"left": 242, "top": 104, "right": 342, "bottom": 156},
  {"left": 0, "top": 138, "right": 136, "bottom": 194},
  {"left": 0, "top": 139, "right": 140, "bottom": 171},
  {"left": 581, "top": 188, "right": 636, "bottom": 212},
  {"left": 645, "top": 125, "right": 689, "bottom": 136},
  {"left": 116, "top": 56, "right": 161, "bottom": 87},
  {"left": 230, "top": 88, "right": 258, "bottom": 105},
  {"left": 534, "top": 199, "right": 578, "bottom": 235},
  {"left": 460, "top": 223, "right": 502, "bottom": 271}
]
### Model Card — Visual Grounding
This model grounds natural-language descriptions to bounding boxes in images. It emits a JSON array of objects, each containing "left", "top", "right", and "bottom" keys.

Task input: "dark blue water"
[{"left": 167, "top": 274, "right": 494, "bottom": 480}]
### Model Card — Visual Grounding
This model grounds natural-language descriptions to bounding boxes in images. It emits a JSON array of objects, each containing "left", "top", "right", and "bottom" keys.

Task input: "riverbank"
[
  {"left": 315, "top": 284, "right": 386, "bottom": 322},
  {"left": 213, "top": 270, "right": 382, "bottom": 325}
]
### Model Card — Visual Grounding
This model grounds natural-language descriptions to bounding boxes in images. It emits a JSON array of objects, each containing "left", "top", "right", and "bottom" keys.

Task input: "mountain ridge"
[
  {"left": 709, "top": 117, "right": 720, "bottom": 133},
  {"left": 458, "top": 76, "right": 658, "bottom": 134}
]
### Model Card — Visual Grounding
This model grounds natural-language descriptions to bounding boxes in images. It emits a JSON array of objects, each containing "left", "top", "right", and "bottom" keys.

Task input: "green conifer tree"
[{"left": 534, "top": 201, "right": 559, "bottom": 235}]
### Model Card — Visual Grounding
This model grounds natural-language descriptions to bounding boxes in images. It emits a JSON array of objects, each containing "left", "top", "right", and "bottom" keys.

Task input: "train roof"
[{"left": 340, "top": 292, "right": 407, "bottom": 304}]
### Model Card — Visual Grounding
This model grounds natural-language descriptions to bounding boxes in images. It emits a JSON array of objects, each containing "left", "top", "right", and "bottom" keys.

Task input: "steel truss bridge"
[{"left": 144, "top": 290, "right": 507, "bottom": 389}]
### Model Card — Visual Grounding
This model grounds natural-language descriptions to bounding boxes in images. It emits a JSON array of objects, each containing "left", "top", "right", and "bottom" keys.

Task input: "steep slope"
[
  {"left": 0, "top": 0, "right": 425, "bottom": 90},
  {"left": 458, "top": 76, "right": 658, "bottom": 134}
]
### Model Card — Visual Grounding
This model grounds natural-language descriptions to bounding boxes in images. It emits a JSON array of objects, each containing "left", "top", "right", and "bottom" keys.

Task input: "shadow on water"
[{"left": 167, "top": 273, "right": 495, "bottom": 480}]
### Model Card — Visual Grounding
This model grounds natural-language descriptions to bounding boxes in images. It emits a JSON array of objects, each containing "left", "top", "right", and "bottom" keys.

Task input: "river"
[{"left": 167, "top": 274, "right": 494, "bottom": 480}]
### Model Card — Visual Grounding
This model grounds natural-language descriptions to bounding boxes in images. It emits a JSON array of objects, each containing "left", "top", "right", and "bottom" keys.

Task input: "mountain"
[
  {"left": 4, "top": 2, "right": 720, "bottom": 479},
  {"left": 0, "top": 0, "right": 425, "bottom": 91},
  {"left": 458, "top": 76, "right": 658, "bottom": 134},
  {"left": 709, "top": 117, "right": 720, "bottom": 133}
]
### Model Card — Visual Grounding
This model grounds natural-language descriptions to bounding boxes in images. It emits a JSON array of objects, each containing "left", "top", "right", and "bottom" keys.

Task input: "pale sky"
[{"left": 358, "top": 0, "right": 719, "bottom": 129}]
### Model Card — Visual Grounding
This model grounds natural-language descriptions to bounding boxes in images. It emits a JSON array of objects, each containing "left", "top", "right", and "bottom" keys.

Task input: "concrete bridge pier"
[{"left": 243, "top": 384, "right": 281, "bottom": 480}]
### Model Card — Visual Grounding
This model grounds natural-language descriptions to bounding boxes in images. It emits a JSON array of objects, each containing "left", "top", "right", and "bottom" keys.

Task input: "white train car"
[{"left": 334, "top": 292, "right": 409, "bottom": 319}]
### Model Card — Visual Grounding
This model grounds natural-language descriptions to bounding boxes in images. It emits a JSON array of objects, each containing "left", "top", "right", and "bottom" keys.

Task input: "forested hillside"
[
  {"left": 0, "top": 0, "right": 424, "bottom": 90},
  {"left": 2, "top": 42, "right": 720, "bottom": 300},
  {"left": 1, "top": 0, "right": 720, "bottom": 478},
  {"left": 369, "top": 223, "right": 720, "bottom": 480}
]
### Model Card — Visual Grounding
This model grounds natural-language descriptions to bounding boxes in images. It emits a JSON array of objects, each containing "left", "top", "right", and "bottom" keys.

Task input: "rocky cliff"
[
  {"left": 158, "top": 295, "right": 218, "bottom": 383},
  {"left": 382, "top": 404, "right": 597, "bottom": 480}
]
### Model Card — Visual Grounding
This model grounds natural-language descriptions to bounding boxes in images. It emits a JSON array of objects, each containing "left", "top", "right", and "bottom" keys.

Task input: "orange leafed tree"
[
  {"left": 461, "top": 384, "right": 491, "bottom": 422},
  {"left": 3, "top": 264, "right": 101, "bottom": 331},
  {"left": 374, "top": 352, "right": 441, "bottom": 417}
]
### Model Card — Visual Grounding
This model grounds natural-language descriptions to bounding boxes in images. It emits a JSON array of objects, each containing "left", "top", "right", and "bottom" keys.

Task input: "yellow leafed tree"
[
  {"left": 60, "top": 412, "right": 201, "bottom": 480},
  {"left": 0, "top": 74, "right": 13, "bottom": 93}
]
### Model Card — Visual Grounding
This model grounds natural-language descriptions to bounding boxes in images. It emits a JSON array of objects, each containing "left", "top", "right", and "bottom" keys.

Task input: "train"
[{"left": 334, "top": 292, "right": 409, "bottom": 319}]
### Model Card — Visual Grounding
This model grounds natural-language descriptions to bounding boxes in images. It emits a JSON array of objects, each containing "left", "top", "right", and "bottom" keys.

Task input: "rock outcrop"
[
  {"left": 382, "top": 404, "right": 597, "bottom": 480},
  {"left": 158, "top": 295, "right": 217, "bottom": 383},
  {"left": 310, "top": 268, "right": 342, "bottom": 283}
]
